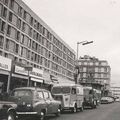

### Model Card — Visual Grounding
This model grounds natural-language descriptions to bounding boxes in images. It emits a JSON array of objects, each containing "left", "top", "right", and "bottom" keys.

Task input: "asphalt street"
[{"left": 46, "top": 102, "right": 120, "bottom": 120}]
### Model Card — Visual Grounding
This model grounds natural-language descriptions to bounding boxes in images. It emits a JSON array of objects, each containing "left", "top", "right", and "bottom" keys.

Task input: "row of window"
[
  {"left": 0, "top": 34, "right": 74, "bottom": 77},
  {"left": 0, "top": 18, "right": 74, "bottom": 66},
  {"left": 79, "top": 67, "right": 109, "bottom": 73},
  {"left": 0, "top": 0, "right": 75, "bottom": 60},
  {"left": 79, "top": 61, "right": 108, "bottom": 66}
]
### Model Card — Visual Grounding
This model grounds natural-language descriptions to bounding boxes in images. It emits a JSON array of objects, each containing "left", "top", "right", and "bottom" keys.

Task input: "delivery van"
[{"left": 51, "top": 84, "right": 84, "bottom": 113}]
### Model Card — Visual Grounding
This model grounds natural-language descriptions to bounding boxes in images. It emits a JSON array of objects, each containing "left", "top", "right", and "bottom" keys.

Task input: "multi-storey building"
[
  {"left": 76, "top": 55, "right": 111, "bottom": 91},
  {"left": 110, "top": 86, "right": 120, "bottom": 98},
  {"left": 0, "top": 0, "right": 75, "bottom": 92}
]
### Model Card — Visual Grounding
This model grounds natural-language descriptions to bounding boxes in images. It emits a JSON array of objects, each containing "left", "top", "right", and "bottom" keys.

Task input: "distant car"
[
  {"left": 6, "top": 87, "right": 61, "bottom": 120},
  {"left": 115, "top": 97, "right": 120, "bottom": 102},
  {"left": 101, "top": 97, "right": 114, "bottom": 104}
]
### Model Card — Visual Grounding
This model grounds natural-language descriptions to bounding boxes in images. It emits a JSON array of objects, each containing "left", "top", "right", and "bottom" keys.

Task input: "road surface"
[{"left": 46, "top": 102, "right": 120, "bottom": 120}]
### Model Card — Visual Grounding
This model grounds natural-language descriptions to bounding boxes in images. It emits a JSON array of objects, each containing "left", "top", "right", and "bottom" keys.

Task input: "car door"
[
  {"left": 43, "top": 91, "right": 53, "bottom": 114},
  {"left": 48, "top": 92, "right": 58, "bottom": 113}
]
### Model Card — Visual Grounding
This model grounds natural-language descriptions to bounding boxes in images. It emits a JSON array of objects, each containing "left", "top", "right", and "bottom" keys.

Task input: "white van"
[{"left": 51, "top": 84, "right": 84, "bottom": 113}]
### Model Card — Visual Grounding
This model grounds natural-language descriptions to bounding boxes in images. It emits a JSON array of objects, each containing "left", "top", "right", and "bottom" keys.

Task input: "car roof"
[{"left": 13, "top": 87, "right": 48, "bottom": 91}]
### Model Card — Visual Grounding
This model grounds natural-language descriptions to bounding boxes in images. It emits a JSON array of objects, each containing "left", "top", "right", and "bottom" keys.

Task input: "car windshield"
[
  {"left": 52, "top": 86, "right": 71, "bottom": 94},
  {"left": 11, "top": 90, "right": 32, "bottom": 97}
]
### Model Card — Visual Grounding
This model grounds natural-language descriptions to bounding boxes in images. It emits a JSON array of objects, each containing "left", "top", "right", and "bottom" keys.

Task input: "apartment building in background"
[
  {"left": 0, "top": 0, "right": 75, "bottom": 92},
  {"left": 76, "top": 55, "right": 111, "bottom": 91}
]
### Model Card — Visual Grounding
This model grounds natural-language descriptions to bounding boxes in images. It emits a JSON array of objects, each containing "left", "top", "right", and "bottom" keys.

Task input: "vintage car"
[
  {"left": 1, "top": 87, "right": 61, "bottom": 120},
  {"left": 101, "top": 96, "right": 114, "bottom": 104}
]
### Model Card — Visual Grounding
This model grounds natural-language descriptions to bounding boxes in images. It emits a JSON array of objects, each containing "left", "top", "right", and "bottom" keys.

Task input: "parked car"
[
  {"left": 115, "top": 97, "right": 120, "bottom": 102},
  {"left": 1, "top": 87, "right": 61, "bottom": 120},
  {"left": 101, "top": 96, "right": 114, "bottom": 104},
  {"left": 51, "top": 83, "right": 84, "bottom": 113}
]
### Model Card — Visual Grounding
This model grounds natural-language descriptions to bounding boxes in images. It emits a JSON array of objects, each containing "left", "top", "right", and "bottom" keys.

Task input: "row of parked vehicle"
[{"left": 0, "top": 83, "right": 110, "bottom": 120}]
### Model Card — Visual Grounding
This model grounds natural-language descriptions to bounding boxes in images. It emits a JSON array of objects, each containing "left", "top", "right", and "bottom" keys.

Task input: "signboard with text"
[{"left": 0, "top": 56, "right": 12, "bottom": 71}]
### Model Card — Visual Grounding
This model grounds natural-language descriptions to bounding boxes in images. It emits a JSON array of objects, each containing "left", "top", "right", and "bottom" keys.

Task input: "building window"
[
  {"left": 18, "top": 6, "right": 22, "bottom": 17},
  {"left": 8, "top": 11, "right": 13, "bottom": 22},
  {"left": 14, "top": 43, "right": 19, "bottom": 54},
  {"left": 9, "top": 0, "right": 14, "bottom": 9},
  {"left": 2, "top": 7, "right": 7, "bottom": 19},
  {"left": 16, "top": 31, "right": 20, "bottom": 41},
  {"left": 5, "top": 38, "right": 9, "bottom": 50},
  {"left": 0, "top": 35, "right": 4, "bottom": 48},
  {"left": 4, "top": 0, "right": 9, "bottom": 6},
  {"left": 22, "top": 22, "right": 26, "bottom": 31},
  {"left": 17, "top": 18, "right": 21, "bottom": 29},
  {"left": 7, "top": 25, "right": 11, "bottom": 35},
  {"left": 0, "top": 20, "right": 6, "bottom": 33},
  {"left": 23, "top": 10, "right": 27, "bottom": 20},
  {"left": 0, "top": 3, "right": 3, "bottom": 16},
  {"left": 30, "top": 16, "right": 33, "bottom": 26}
]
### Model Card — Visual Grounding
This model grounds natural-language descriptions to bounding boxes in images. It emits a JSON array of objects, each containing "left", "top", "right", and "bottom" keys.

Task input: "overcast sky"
[{"left": 23, "top": 0, "right": 120, "bottom": 86}]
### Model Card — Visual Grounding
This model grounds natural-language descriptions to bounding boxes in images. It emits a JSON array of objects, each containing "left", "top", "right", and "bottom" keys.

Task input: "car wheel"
[
  {"left": 80, "top": 104, "right": 84, "bottom": 112},
  {"left": 71, "top": 104, "right": 77, "bottom": 113},
  {"left": 40, "top": 112, "right": 45, "bottom": 120},
  {"left": 8, "top": 113, "right": 16, "bottom": 120},
  {"left": 55, "top": 108, "right": 61, "bottom": 117}
]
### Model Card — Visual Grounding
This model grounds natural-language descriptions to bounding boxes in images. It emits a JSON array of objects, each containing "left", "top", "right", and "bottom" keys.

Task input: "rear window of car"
[{"left": 11, "top": 90, "right": 32, "bottom": 97}]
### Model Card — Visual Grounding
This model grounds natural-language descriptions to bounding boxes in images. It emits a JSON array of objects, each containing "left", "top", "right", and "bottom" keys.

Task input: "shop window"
[{"left": 0, "top": 35, "right": 4, "bottom": 48}]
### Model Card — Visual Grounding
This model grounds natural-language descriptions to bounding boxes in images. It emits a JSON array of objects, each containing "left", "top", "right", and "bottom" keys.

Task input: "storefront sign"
[
  {"left": 0, "top": 56, "right": 12, "bottom": 71},
  {"left": 30, "top": 68, "right": 43, "bottom": 79},
  {"left": 15, "top": 66, "right": 28, "bottom": 75}
]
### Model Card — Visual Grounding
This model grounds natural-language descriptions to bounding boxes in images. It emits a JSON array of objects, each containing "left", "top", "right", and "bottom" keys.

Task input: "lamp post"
[
  {"left": 75, "top": 40, "right": 93, "bottom": 84},
  {"left": 77, "top": 40, "right": 93, "bottom": 60}
]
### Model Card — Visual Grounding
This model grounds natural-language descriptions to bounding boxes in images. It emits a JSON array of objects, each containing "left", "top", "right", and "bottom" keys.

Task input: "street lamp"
[
  {"left": 77, "top": 40, "right": 93, "bottom": 60},
  {"left": 75, "top": 40, "right": 93, "bottom": 84}
]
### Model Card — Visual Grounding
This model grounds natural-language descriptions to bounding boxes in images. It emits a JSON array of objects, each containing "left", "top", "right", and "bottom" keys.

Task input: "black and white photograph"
[{"left": 0, "top": 0, "right": 120, "bottom": 120}]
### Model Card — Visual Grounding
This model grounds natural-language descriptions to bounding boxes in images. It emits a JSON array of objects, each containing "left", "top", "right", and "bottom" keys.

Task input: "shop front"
[
  {"left": 10, "top": 65, "right": 28, "bottom": 91},
  {"left": 0, "top": 56, "right": 12, "bottom": 93}
]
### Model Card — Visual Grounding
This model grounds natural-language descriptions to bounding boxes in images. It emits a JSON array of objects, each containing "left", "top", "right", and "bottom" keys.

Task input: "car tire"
[
  {"left": 40, "top": 112, "right": 45, "bottom": 120},
  {"left": 7, "top": 113, "right": 16, "bottom": 120},
  {"left": 55, "top": 108, "right": 61, "bottom": 117},
  {"left": 71, "top": 104, "right": 77, "bottom": 113},
  {"left": 80, "top": 104, "right": 84, "bottom": 112}
]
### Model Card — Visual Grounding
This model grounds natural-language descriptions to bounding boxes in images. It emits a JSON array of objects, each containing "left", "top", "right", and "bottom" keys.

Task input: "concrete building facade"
[
  {"left": 76, "top": 55, "right": 111, "bottom": 91},
  {"left": 0, "top": 0, "right": 75, "bottom": 92}
]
